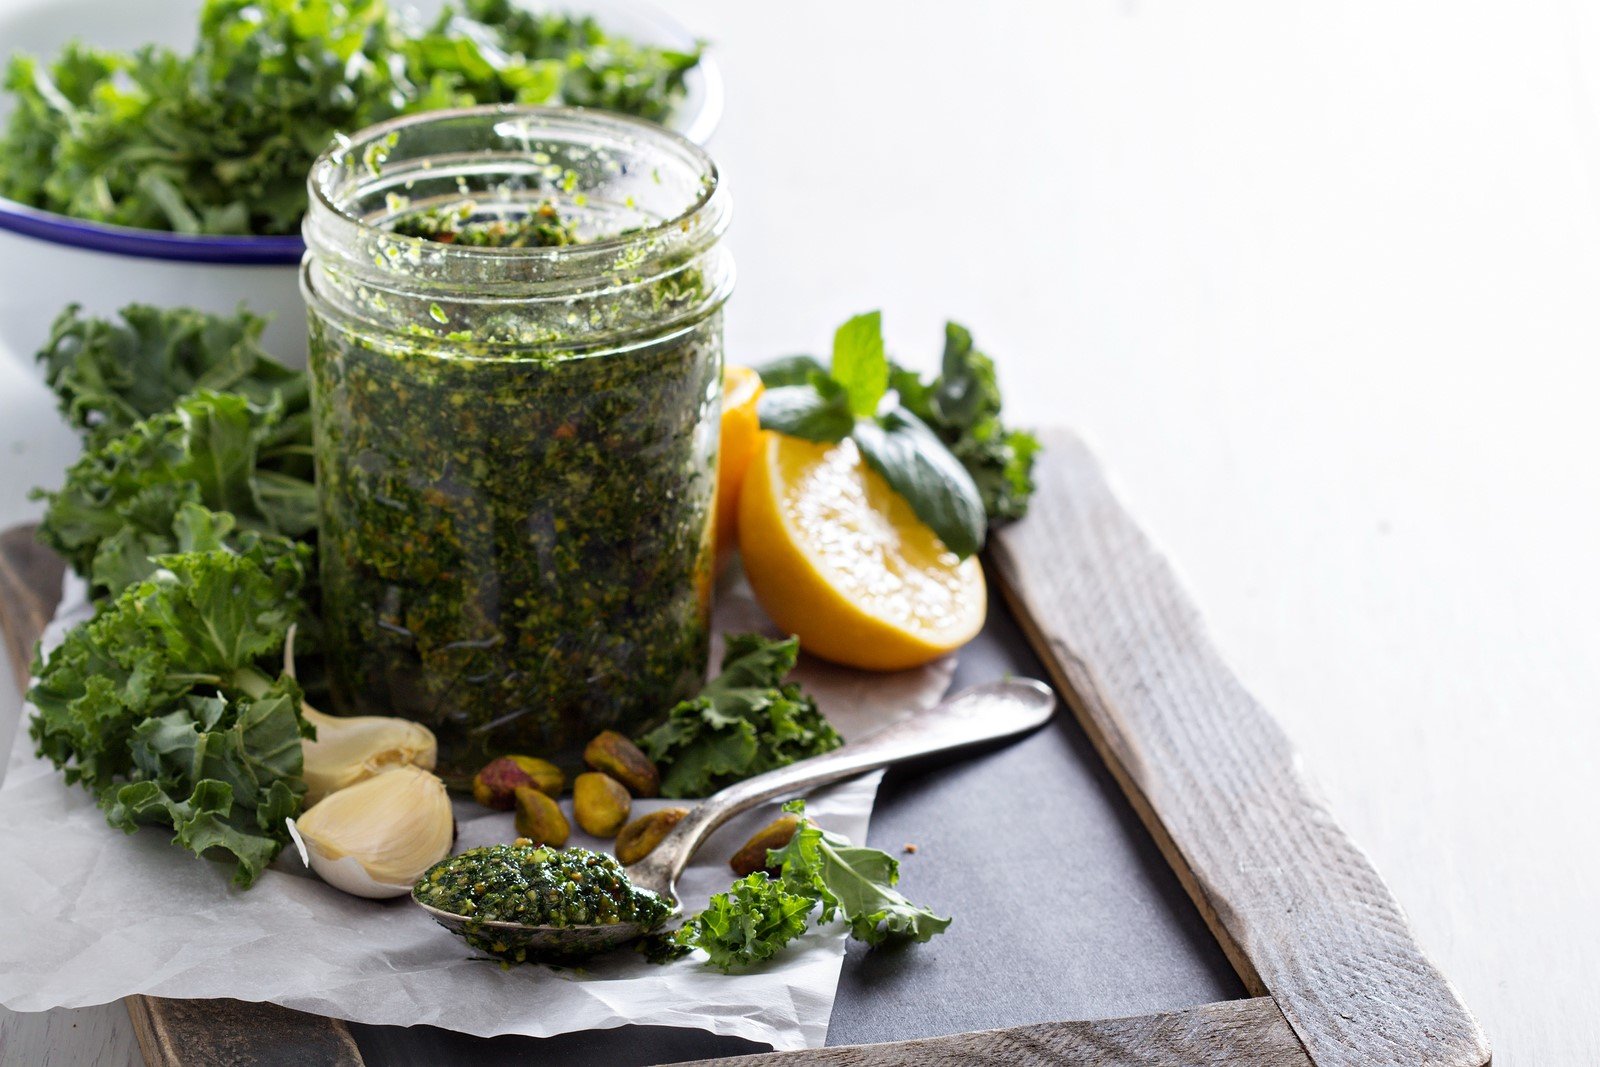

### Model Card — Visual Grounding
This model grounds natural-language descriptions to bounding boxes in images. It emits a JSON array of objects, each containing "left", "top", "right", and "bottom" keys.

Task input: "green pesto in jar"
[
  {"left": 303, "top": 107, "right": 731, "bottom": 782},
  {"left": 309, "top": 241, "right": 718, "bottom": 777},
  {"left": 415, "top": 842, "right": 673, "bottom": 954}
]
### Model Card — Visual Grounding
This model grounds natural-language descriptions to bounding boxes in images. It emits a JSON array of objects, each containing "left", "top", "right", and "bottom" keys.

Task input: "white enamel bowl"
[{"left": 0, "top": 0, "right": 721, "bottom": 369}]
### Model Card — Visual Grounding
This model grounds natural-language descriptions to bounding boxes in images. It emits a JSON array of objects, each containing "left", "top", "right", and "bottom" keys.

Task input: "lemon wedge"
[
  {"left": 714, "top": 364, "right": 765, "bottom": 571},
  {"left": 738, "top": 432, "right": 986, "bottom": 670}
]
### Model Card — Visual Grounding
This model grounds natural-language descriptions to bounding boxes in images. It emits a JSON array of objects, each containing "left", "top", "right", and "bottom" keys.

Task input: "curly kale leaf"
[
  {"left": 889, "top": 322, "right": 1040, "bottom": 523},
  {"left": 0, "top": 0, "right": 702, "bottom": 235},
  {"left": 36, "top": 303, "right": 307, "bottom": 448},
  {"left": 27, "top": 533, "right": 310, "bottom": 886},
  {"left": 769, "top": 800, "right": 952, "bottom": 946},
  {"left": 103, "top": 681, "right": 307, "bottom": 888},
  {"left": 420, "top": 0, "right": 703, "bottom": 124},
  {"left": 637, "top": 634, "right": 842, "bottom": 799},
  {"left": 673, "top": 872, "right": 816, "bottom": 973},
  {"left": 35, "top": 391, "right": 315, "bottom": 597}
]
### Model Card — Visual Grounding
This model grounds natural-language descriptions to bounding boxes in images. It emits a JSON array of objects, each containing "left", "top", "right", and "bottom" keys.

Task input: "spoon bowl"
[
  {"left": 413, "top": 677, "right": 1055, "bottom": 962},
  {"left": 411, "top": 901, "right": 677, "bottom": 962}
]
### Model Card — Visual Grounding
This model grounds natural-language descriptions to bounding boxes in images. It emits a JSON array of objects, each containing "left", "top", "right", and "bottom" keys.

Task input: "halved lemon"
[
  {"left": 738, "top": 432, "right": 986, "bottom": 670},
  {"left": 714, "top": 364, "right": 765, "bottom": 572}
]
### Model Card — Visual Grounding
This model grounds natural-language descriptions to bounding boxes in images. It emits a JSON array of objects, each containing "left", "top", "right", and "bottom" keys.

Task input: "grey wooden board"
[{"left": 344, "top": 589, "right": 1243, "bottom": 1065}]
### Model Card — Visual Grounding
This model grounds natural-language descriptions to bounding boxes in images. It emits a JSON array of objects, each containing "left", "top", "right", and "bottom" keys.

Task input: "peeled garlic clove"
[
  {"left": 301, "top": 706, "right": 438, "bottom": 805},
  {"left": 290, "top": 765, "right": 453, "bottom": 899}
]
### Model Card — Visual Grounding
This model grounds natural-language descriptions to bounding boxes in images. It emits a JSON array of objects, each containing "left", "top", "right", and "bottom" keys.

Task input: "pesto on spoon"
[{"left": 411, "top": 678, "right": 1055, "bottom": 963}]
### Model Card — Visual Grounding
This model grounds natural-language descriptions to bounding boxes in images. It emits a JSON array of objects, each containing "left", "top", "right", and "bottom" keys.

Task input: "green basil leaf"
[
  {"left": 830, "top": 311, "right": 887, "bottom": 418},
  {"left": 757, "top": 381, "right": 853, "bottom": 443},
  {"left": 851, "top": 407, "right": 987, "bottom": 559},
  {"left": 753, "top": 354, "right": 827, "bottom": 389}
]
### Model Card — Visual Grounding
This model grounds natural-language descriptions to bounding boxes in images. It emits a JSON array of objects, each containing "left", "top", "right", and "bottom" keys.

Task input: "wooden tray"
[{"left": 0, "top": 429, "right": 1488, "bottom": 1066}]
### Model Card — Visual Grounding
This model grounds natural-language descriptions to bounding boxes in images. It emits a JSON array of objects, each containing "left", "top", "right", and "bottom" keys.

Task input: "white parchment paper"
[{"left": 0, "top": 573, "right": 954, "bottom": 1051}]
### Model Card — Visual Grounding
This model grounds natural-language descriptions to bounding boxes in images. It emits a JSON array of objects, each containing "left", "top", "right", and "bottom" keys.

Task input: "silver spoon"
[{"left": 414, "top": 677, "right": 1055, "bottom": 961}]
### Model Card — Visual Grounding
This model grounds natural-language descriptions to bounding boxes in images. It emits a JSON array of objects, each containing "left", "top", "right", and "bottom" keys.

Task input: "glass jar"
[{"left": 301, "top": 106, "right": 733, "bottom": 781}]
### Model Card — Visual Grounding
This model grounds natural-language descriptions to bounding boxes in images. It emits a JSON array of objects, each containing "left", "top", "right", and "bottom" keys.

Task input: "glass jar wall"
[{"left": 301, "top": 105, "right": 733, "bottom": 780}]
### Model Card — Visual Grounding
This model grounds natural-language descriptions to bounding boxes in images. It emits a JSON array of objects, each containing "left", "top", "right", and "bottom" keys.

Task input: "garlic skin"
[
  {"left": 289, "top": 765, "right": 453, "bottom": 899},
  {"left": 301, "top": 706, "right": 438, "bottom": 806}
]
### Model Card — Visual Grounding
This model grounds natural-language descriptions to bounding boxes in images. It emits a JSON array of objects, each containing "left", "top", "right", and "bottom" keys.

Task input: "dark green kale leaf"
[
  {"left": 28, "top": 531, "right": 311, "bottom": 886},
  {"left": 674, "top": 872, "right": 816, "bottom": 973},
  {"left": 889, "top": 323, "right": 1040, "bottom": 523},
  {"left": 0, "top": 0, "right": 703, "bottom": 235},
  {"left": 103, "top": 681, "right": 307, "bottom": 888},
  {"left": 34, "top": 391, "right": 316, "bottom": 597},
  {"left": 36, "top": 303, "right": 307, "bottom": 448},
  {"left": 636, "top": 634, "right": 842, "bottom": 799},
  {"left": 423, "top": 0, "right": 703, "bottom": 124}
]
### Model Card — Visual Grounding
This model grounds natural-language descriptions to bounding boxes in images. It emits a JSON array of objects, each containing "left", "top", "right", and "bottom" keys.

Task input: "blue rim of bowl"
[
  {"left": 0, "top": 50, "right": 723, "bottom": 266},
  {"left": 0, "top": 196, "right": 307, "bottom": 264}
]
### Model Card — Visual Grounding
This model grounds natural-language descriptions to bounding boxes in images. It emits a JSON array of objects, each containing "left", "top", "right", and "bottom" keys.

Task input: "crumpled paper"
[{"left": 0, "top": 573, "right": 954, "bottom": 1051}]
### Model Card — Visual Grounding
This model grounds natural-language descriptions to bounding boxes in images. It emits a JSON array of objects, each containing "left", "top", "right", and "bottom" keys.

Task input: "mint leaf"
[
  {"left": 830, "top": 311, "right": 887, "bottom": 418},
  {"left": 757, "top": 380, "right": 854, "bottom": 444},
  {"left": 853, "top": 409, "right": 987, "bottom": 559}
]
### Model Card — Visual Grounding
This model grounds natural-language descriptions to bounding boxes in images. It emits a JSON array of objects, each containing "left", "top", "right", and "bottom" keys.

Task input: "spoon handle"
[{"left": 626, "top": 677, "right": 1055, "bottom": 895}]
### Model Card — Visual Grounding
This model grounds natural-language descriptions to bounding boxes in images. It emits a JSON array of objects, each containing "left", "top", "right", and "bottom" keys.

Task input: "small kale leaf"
[
  {"left": 102, "top": 680, "right": 307, "bottom": 888},
  {"left": 637, "top": 634, "right": 843, "bottom": 799},
  {"left": 673, "top": 872, "right": 816, "bottom": 973}
]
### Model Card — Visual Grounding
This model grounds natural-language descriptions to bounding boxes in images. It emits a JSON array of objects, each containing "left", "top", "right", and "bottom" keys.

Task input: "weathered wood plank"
[
  {"left": 988, "top": 429, "right": 1490, "bottom": 1067},
  {"left": 125, "top": 998, "right": 362, "bottom": 1067},
  {"left": 0, "top": 527, "right": 363, "bottom": 1067},
  {"left": 685, "top": 998, "right": 1309, "bottom": 1067},
  {"left": 0, "top": 524, "right": 63, "bottom": 679}
]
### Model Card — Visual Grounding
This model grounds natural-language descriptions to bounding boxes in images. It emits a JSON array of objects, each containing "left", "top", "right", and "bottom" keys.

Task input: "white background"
[{"left": 2, "top": 1, "right": 1597, "bottom": 1063}]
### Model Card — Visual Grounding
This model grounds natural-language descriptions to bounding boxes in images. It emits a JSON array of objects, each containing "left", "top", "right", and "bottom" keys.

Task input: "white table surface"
[{"left": 3, "top": 2, "right": 1597, "bottom": 1064}]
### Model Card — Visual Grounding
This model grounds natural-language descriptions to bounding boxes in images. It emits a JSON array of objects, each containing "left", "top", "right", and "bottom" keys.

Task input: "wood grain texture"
[
  {"left": 125, "top": 998, "right": 361, "bottom": 1067},
  {"left": 989, "top": 429, "right": 1490, "bottom": 1067},
  {"left": 0, "top": 527, "right": 363, "bottom": 1067},
  {"left": 0, "top": 523, "right": 62, "bottom": 679},
  {"left": 684, "top": 998, "right": 1308, "bottom": 1067}
]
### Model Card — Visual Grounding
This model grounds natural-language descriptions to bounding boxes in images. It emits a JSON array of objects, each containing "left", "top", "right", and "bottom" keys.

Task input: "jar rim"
[
  {"left": 303, "top": 103, "right": 728, "bottom": 284},
  {"left": 301, "top": 103, "right": 733, "bottom": 356}
]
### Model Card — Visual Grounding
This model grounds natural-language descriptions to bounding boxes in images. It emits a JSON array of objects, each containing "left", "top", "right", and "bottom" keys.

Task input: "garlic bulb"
[
  {"left": 301, "top": 706, "right": 438, "bottom": 805},
  {"left": 289, "top": 765, "right": 453, "bottom": 898}
]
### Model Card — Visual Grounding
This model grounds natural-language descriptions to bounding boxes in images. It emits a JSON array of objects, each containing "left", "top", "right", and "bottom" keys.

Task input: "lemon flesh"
[{"left": 739, "top": 433, "right": 985, "bottom": 670}]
